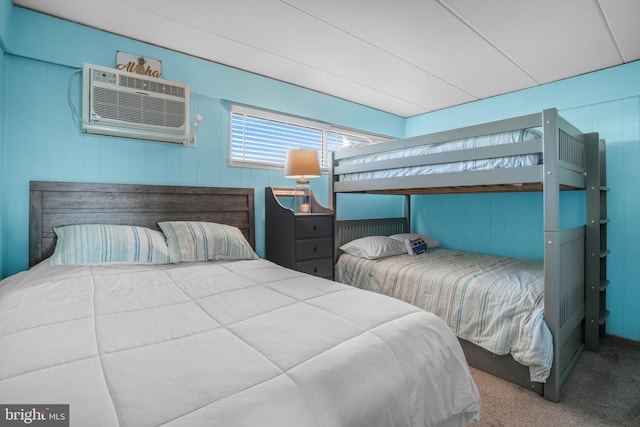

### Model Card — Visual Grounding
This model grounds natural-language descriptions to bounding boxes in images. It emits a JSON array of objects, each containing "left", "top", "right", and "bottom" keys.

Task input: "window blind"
[{"left": 229, "top": 105, "right": 391, "bottom": 170}]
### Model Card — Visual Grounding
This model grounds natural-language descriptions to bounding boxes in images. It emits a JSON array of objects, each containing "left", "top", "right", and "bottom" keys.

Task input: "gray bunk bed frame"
[{"left": 331, "top": 108, "right": 607, "bottom": 402}]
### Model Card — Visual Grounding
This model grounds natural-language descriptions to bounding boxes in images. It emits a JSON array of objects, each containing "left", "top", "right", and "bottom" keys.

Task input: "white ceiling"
[{"left": 13, "top": 0, "right": 640, "bottom": 117}]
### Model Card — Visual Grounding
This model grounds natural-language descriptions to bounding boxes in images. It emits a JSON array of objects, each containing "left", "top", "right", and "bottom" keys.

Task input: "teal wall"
[
  {"left": 406, "top": 62, "right": 640, "bottom": 341},
  {"left": 0, "top": 0, "right": 9, "bottom": 46},
  {"left": 0, "top": 0, "right": 10, "bottom": 280},
  {"left": 0, "top": 48, "right": 4, "bottom": 282},
  {"left": 0, "top": 5, "right": 404, "bottom": 277}
]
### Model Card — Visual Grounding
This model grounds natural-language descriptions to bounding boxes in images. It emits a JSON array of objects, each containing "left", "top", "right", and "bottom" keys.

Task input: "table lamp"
[{"left": 284, "top": 149, "right": 321, "bottom": 213}]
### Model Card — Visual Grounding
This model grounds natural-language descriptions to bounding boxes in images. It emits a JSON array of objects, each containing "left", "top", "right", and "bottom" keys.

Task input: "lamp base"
[
  {"left": 294, "top": 180, "right": 311, "bottom": 214},
  {"left": 299, "top": 203, "right": 311, "bottom": 213}
]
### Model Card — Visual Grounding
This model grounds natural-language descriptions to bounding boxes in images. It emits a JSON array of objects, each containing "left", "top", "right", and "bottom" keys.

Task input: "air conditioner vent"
[
  {"left": 82, "top": 63, "right": 190, "bottom": 144},
  {"left": 118, "top": 74, "right": 186, "bottom": 98}
]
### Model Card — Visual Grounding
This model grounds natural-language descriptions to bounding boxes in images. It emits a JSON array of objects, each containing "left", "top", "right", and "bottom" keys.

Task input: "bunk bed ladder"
[
  {"left": 542, "top": 109, "right": 589, "bottom": 402},
  {"left": 585, "top": 137, "right": 609, "bottom": 350}
]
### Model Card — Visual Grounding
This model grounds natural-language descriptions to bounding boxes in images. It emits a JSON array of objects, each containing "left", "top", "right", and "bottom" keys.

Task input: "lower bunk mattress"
[
  {"left": 0, "top": 258, "right": 480, "bottom": 427},
  {"left": 336, "top": 248, "right": 553, "bottom": 383}
]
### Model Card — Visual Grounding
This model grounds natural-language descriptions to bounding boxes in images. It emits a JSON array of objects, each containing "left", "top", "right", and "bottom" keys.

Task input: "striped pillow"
[
  {"left": 50, "top": 224, "right": 171, "bottom": 265},
  {"left": 159, "top": 221, "right": 258, "bottom": 262}
]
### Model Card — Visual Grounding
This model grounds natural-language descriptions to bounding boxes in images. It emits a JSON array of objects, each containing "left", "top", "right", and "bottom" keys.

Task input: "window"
[{"left": 229, "top": 104, "right": 392, "bottom": 171}]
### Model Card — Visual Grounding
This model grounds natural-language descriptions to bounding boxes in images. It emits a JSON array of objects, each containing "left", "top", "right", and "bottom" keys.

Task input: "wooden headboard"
[{"left": 29, "top": 181, "right": 255, "bottom": 266}]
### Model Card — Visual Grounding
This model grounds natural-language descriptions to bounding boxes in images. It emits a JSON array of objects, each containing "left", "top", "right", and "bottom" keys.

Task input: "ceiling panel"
[
  {"left": 11, "top": 0, "right": 640, "bottom": 117},
  {"left": 599, "top": 0, "right": 640, "bottom": 62},
  {"left": 284, "top": 0, "right": 538, "bottom": 99},
  {"left": 442, "top": 0, "right": 624, "bottom": 84},
  {"left": 141, "top": 0, "right": 476, "bottom": 113}
]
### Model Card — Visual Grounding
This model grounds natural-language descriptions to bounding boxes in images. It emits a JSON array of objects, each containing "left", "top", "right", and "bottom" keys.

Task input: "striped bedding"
[
  {"left": 338, "top": 128, "right": 542, "bottom": 182},
  {"left": 335, "top": 248, "right": 553, "bottom": 382}
]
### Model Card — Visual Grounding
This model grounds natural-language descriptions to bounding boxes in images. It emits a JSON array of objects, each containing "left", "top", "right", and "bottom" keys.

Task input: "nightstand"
[{"left": 265, "top": 187, "right": 334, "bottom": 279}]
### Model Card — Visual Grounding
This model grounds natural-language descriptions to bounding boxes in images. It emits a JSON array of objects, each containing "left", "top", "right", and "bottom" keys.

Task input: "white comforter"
[{"left": 0, "top": 259, "right": 480, "bottom": 427}]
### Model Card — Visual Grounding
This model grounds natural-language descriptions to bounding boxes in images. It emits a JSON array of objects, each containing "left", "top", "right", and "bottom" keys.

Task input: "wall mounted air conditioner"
[{"left": 82, "top": 63, "right": 190, "bottom": 144}]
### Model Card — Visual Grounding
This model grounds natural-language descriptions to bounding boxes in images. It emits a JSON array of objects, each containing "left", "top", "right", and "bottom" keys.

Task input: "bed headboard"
[
  {"left": 29, "top": 181, "right": 255, "bottom": 266},
  {"left": 335, "top": 217, "right": 408, "bottom": 256}
]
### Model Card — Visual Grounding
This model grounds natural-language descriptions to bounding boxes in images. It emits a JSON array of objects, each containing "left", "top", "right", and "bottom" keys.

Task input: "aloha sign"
[{"left": 116, "top": 51, "right": 162, "bottom": 78}]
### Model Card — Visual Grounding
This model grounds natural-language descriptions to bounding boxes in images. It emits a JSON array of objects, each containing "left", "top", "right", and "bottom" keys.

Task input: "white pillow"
[
  {"left": 340, "top": 236, "right": 407, "bottom": 260},
  {"left": 390, "top": 233, "right": 440, "bottom": 249},
  {"left": 51, "top": 224, "right": 171, "bottom": 266},
  {"left": 159, "top": 221, "right": 258, "bottom": 262}
]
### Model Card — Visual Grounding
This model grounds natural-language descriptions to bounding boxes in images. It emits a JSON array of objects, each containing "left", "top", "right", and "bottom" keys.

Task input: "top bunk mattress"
[{"left": 337, "top": 128, "right": 542, "bottom": 182}]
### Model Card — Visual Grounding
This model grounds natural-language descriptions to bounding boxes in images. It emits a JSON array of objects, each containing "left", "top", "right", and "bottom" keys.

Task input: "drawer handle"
[
  {"left": 313, "top": 246, "right": 318, "bottom": 252},
  {"left": 313, "top": 267, "right": 318, "bottom": 273},
  {"left": 313, "top": 225, "right": 317, "bottom": 231}
]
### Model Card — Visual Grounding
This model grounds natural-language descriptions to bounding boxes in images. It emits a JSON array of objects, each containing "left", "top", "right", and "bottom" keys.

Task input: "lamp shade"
[{"left": 284, "top": 149, "right": 321, "bottom": 179}]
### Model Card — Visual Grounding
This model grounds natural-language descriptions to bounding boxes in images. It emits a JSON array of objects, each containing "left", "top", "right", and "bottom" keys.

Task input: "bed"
[
  {"left": 331, "top": 108, "right": 607, "bottom": 403},
  {"left": 0, "top": 181, "right": 480, "bottom": 427}
]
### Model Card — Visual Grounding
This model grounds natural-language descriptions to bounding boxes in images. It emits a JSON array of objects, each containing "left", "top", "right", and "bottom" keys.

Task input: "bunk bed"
[{"left": 331, "top": 108, "right": 608, "bottom": 402}]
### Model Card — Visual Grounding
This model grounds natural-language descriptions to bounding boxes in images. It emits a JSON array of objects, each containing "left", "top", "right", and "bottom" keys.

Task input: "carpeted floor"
[{"left": 468, "top": 335, "right": 640, "bottom": 427}]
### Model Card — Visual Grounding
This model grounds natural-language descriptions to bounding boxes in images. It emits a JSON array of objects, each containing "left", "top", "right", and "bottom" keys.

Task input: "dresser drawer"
[
  {"left": 296, "top": 237, "right": 333, "bottom": 261},
  {"left": 295, "top": 216, "right": 333, "bottom": 239},
  {"left": 296, "top": 257, "right": 333, "bottom": 278}
]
